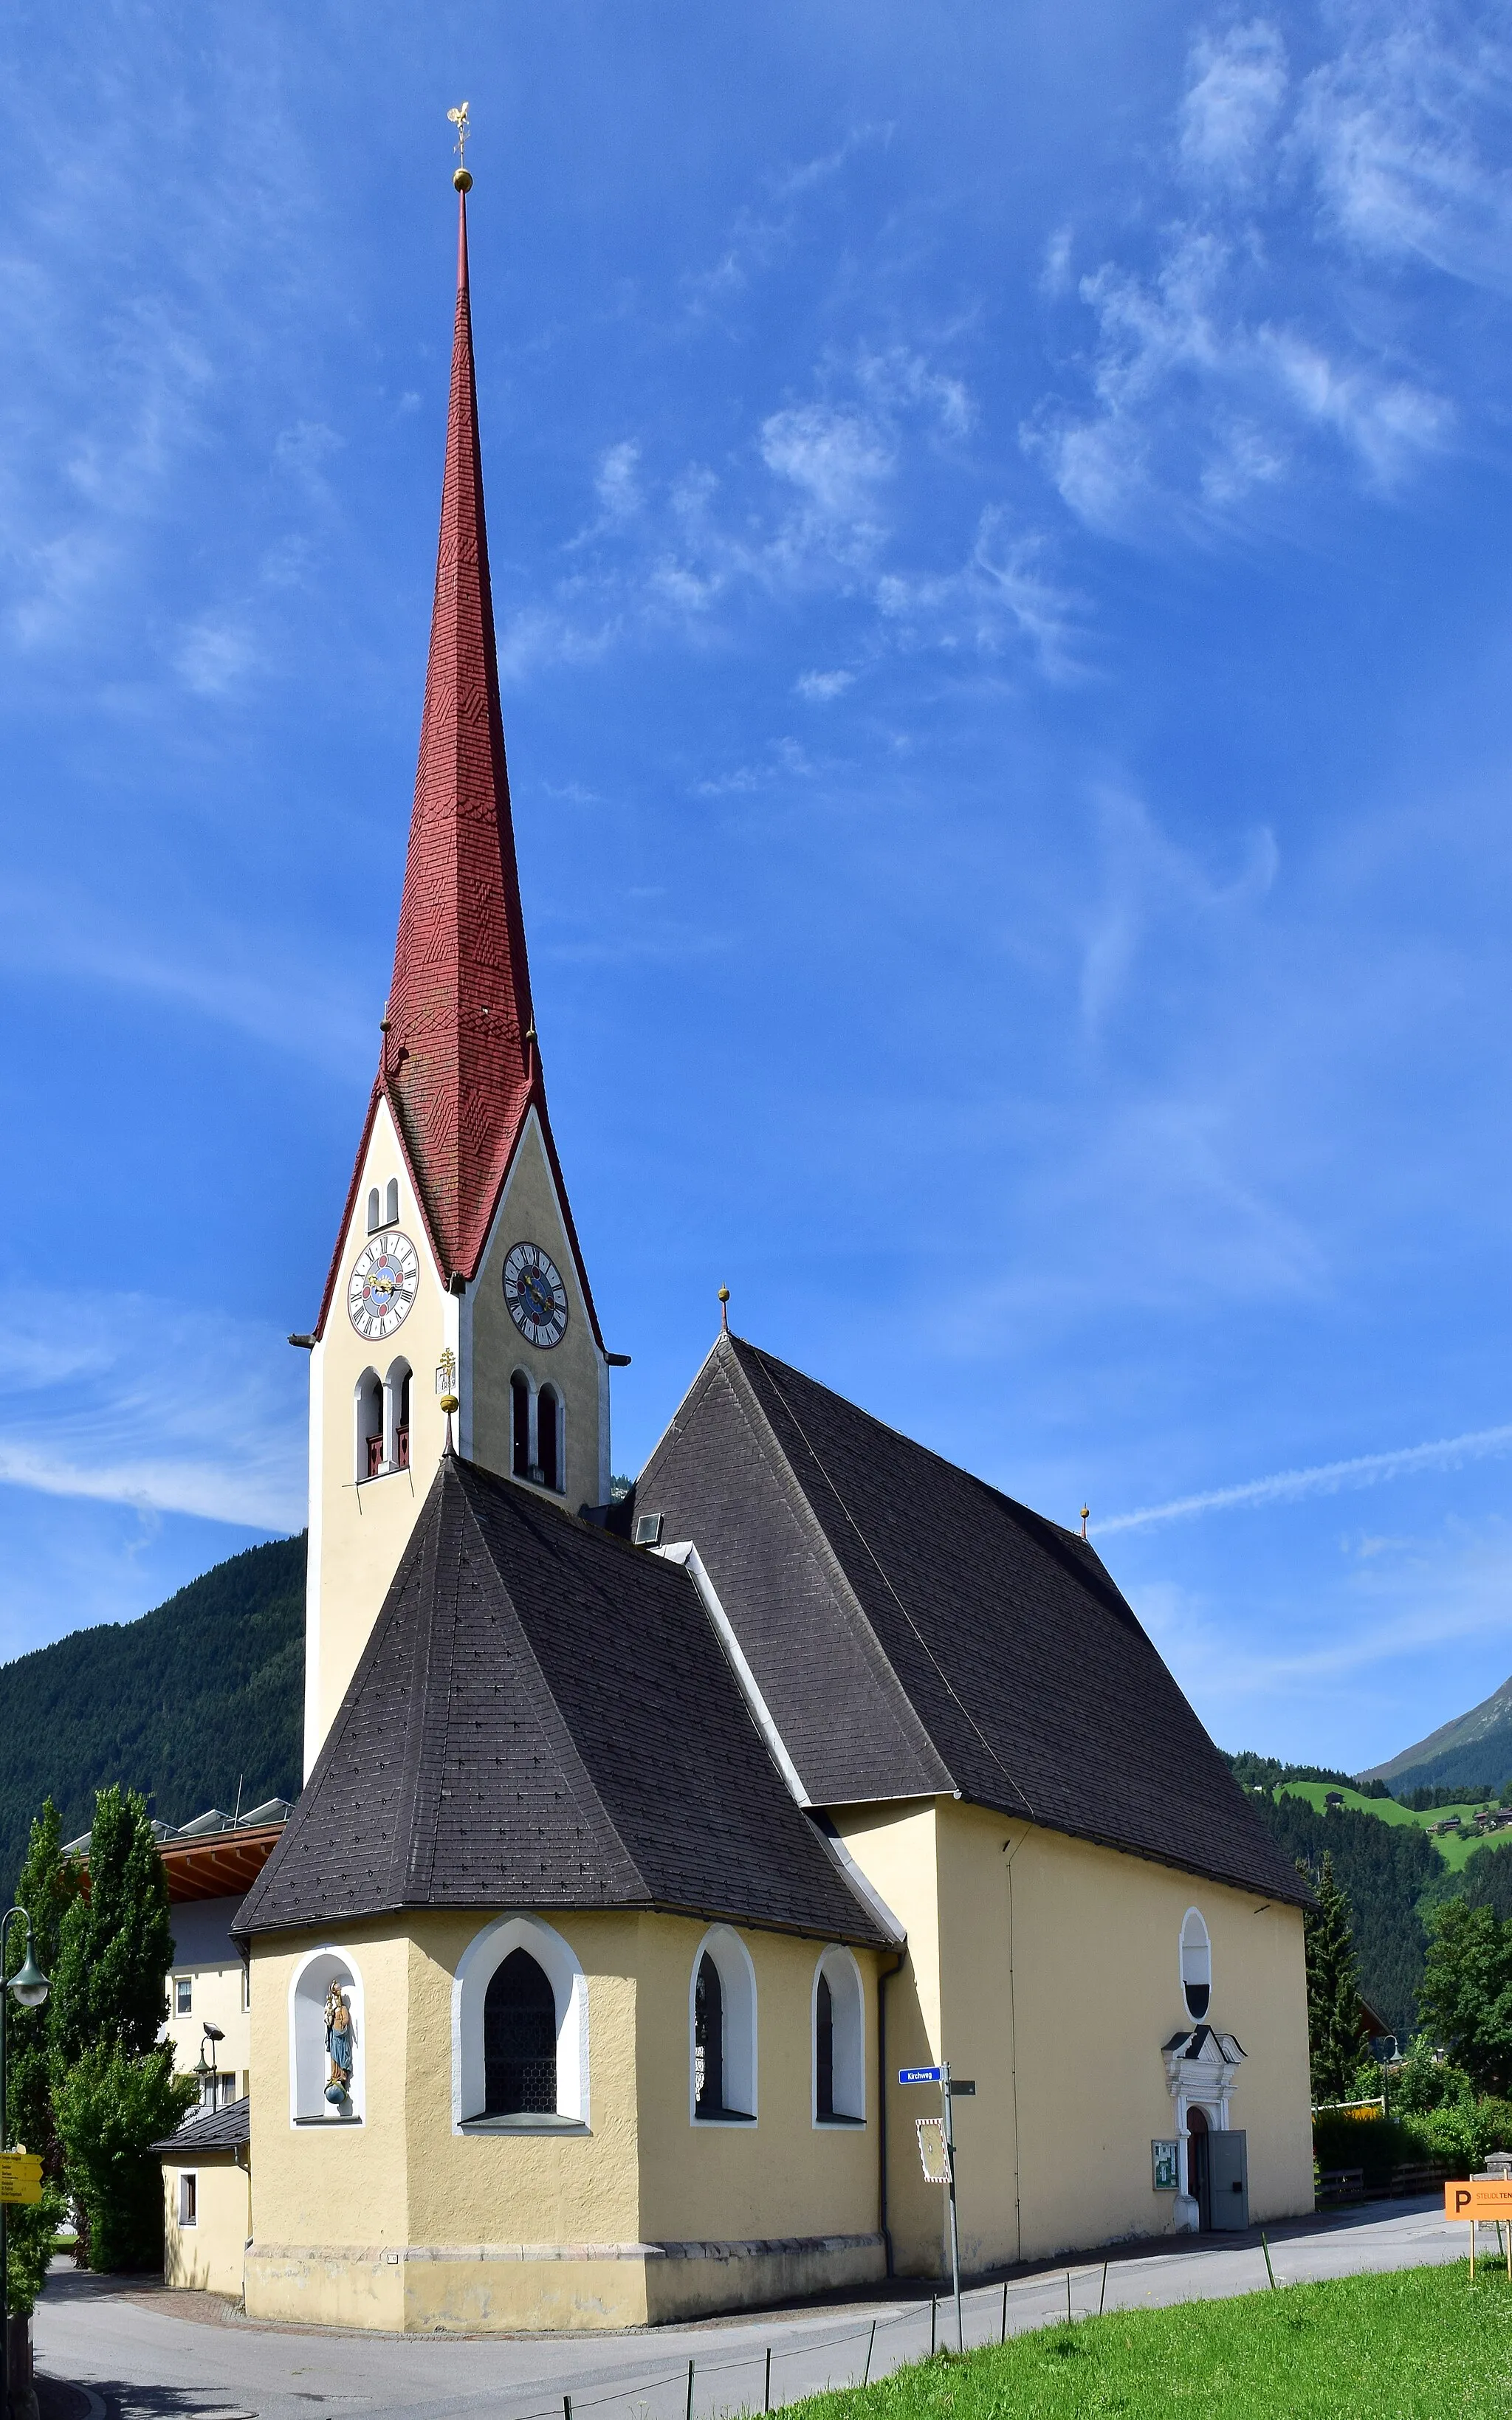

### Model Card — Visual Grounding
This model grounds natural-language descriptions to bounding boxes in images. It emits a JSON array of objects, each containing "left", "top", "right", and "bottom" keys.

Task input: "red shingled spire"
[{"left": 382, "top": 189, "right": 535, "bottom": 1281}]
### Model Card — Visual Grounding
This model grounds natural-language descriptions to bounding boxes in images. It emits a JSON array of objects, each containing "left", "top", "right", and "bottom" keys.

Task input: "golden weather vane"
[{"left": 447, "top": 100, "right": 473, "bottom": 192}]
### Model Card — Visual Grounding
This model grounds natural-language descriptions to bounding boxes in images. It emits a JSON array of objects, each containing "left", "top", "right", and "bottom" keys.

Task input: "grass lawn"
[
  {"left": 1276, "top": 1781, "right": 1502, "bottom": 1873},
  {"left": 787, "top": 2263, "right": 1512, "bottom": 2419}
]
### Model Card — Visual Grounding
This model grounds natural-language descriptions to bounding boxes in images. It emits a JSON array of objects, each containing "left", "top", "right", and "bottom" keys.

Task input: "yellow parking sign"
[{"left": 0, "top": 2152, "right": 43, "bottom": 2206}]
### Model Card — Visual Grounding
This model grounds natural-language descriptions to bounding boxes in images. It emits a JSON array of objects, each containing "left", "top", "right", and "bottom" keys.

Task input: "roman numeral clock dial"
[
  {"left": 504, "top": 1242, "right": 569, "bottom": 1348},
  {"left": 347, "top": 1232, "right": 420, "bottom": 1340}
]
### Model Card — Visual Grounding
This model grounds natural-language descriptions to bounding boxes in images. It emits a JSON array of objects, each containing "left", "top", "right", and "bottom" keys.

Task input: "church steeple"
[{"left": 382, "top": 188, "right": 535, "bottom": 1285}]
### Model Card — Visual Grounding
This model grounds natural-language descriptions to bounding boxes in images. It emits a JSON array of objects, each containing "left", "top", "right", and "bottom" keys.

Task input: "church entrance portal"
[{"left": 1186, "top": 2104, "right": 1211, "bottom": 2228}]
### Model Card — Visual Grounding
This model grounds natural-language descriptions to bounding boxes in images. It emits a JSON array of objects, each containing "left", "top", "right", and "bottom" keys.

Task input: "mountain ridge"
[{"left": 1361, "top": 1674, "right": 1512, "bottom": 1797}]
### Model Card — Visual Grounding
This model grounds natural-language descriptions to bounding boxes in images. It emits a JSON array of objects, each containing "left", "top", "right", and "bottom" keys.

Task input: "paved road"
[{"left": 32, "top": 2199, "right": 1480, "bottom": 2420}]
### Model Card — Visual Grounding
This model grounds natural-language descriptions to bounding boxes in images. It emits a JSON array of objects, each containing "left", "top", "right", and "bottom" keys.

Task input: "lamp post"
[
  {"left": 1, "top": 1908, "right": 50, "bottom": 2420},
  {"left": 192, "top": 2024, "right": 223, "bottom": 2111}
]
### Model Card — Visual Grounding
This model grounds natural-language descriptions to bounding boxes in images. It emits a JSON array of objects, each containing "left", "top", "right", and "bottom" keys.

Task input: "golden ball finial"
[
  {"left": 453, "top": 167, "right": 472, "bottom": 192},
  {"left": 718, "top": 1286, "right": 730, "bottom": 1304}
]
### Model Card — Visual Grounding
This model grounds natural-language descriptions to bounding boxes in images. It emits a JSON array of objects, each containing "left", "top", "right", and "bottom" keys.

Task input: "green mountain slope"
[
  {"left": 1361, "top": 1677, "right": 1512, "bottom": 1798},
  {"left": 1249, "top": 1790, "right": 1443, "bottom": 2040},
  {"left": 0, "top": 1534, "right": 306, "bottom": 1896}
]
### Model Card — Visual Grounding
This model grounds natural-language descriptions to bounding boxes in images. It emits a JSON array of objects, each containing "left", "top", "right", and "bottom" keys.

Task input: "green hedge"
[{"left": 1313, "top": 2103, "right": 1512, "bottom": 2180}]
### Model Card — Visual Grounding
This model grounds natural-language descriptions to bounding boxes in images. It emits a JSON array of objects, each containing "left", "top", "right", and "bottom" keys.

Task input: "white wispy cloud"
[
  {"left": 1099, "top": 1420, "right": 1512, "bottom": 1536},
  {"left": 0, "top": 1289, "right": 305, "bottom": 1537},
  {"left": 1180, "top": 20, "right": 1289, "bottom": 188}
]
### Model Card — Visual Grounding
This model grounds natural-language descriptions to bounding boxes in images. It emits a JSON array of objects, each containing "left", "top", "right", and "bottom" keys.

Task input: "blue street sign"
[{"left": 898, "top": 2066, "right": 942, "bottom": 2084}]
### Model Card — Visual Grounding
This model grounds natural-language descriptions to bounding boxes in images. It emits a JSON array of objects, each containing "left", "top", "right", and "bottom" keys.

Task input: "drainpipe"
[{"left": 876, "top": 1950, "right": 907, "bottom": 2278}]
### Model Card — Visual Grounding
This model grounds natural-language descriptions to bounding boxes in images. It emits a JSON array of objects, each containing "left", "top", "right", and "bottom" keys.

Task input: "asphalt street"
[{"left": 32, "top": 2198, "right": 1480, "bottom": 2420}]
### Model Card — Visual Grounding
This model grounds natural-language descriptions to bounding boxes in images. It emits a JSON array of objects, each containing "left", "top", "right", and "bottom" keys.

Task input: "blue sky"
[{"left": 3, "top": 0, "right": 1512, "bottom": 1778}]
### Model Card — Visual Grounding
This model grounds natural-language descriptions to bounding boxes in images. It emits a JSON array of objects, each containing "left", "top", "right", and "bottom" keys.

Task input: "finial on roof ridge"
[
  {"left": 448, "top": 100, "right": 473, "bottom": 191},
  {"left": 718, "top": 1285, "right": 730, "bottom": 1334}
]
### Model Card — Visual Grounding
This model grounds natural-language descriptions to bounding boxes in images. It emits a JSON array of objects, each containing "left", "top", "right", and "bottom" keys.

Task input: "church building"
[{"left": 230, "top": 172, "right": 1314, "bottom": 2335}]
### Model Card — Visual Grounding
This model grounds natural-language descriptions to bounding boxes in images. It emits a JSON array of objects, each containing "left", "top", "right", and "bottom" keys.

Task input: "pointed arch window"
[
  {"left": 812, "top": 1946, "right": 865, "bottom": 2125},
  {"left": 484, "top": 1950, "right": 557, "bottom": 2116},
  {"left": 689, "top": 1926, "right": 756, "bottom": 2123}
]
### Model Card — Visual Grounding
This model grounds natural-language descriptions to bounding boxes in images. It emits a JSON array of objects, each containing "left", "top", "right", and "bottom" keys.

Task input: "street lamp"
[
  {"left": 1, "top": 1907, "right": 51, "bottom": 2420},
  {"left": 193, "top": 2023, "right": 224, "bottom": 2108}
]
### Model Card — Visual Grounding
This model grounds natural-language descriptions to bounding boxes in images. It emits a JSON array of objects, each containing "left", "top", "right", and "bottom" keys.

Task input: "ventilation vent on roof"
[{"left": 633, "top": 1512, "right": 664, "bottom": 1547}]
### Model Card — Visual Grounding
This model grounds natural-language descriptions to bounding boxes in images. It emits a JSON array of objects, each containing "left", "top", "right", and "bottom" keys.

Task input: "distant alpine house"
[{"left": 198, "top": 167, "right": 1314, "bottom": 2334}]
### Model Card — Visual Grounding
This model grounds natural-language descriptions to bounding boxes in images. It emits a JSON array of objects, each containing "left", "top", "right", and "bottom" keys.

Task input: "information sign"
[
  {"left": 1445, "top": 2179, "right": 1512, "bottom": 2280},
  {"left": 947, "top": 2079, "right": 976, "bottom": 2097},
  {"left": 898, "top": 2066, "right": 941, "bottom": 2084},
  {"left": 0, "top": 2153, "right": 43, "bottom": 2207}
]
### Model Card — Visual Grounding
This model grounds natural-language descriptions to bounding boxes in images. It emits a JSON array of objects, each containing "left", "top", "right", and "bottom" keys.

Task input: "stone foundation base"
[{"left": 244, "top": 2232, "right": 885, "bottom": 2332}]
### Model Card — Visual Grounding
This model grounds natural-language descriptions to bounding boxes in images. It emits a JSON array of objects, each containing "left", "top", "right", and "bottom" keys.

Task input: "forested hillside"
[
  {"left": 1249, "top": 1790, "right": 1443, "bottom": 2040},
  {"left": 0, "top": 1535, "right": 305, "bottom": 1895}
]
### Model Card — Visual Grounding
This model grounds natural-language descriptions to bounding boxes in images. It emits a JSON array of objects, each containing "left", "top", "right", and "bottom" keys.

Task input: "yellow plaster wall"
[
  {"left": 468, "top": 1115, "right": 607, "bottom": 1512},
  {"left": 633, "top": 1915, "right": 880, "bottom": 2248},
  {"left": 244, "top": 1907, "right": 884, "bottom": 2331},
  {"left": 836, "top": 1799, "right": 1313, "bottom": 2274},
  {"left": 162, "top": 2156, "right": 250, "bottom": 2298}
]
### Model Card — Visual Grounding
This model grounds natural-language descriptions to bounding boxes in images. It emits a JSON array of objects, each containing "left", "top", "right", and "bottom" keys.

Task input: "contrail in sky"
[{"left": 1096, "top": 1421, "right": 1512, "bottom": 1537}]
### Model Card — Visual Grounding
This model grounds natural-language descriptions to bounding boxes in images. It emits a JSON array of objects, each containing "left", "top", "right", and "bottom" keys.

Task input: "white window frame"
[
  {"left": 688, "top": 1924, "right": 757, "bottom": 2127},
  {"left": 1180, "top": 1907, "right": 1212, "bottom": 2024},
  {"left": 450, "top": 1914, "right": 590, "bottom": 2134},
  {"left": 287, "top": 1946, "right": 365, "bottom": 2125},
  {"left": 174, "top": 1974, "right": 193, "bottom": 2015},
  {"left": 178, "top": 2172, "right": 197, "bottom": 2226},
  {"left": 812, "top": 1944, "right": 866, "bottom": 2126}
]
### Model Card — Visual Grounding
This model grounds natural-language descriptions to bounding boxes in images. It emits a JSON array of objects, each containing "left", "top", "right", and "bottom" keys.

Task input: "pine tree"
[
  {"left": 4, "top": 1801, "right": 79, "bottom": 2314},
  {"left": 49, "top": 1787, "right": 193, "bottom": 2271},
  {"left": 1302, "top": 1852, "right": 1365, "bottom": 2102}
]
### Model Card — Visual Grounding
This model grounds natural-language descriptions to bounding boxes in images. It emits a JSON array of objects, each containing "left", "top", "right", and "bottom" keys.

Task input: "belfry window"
[
  {"left": 1181, "top": 1909, "right": 1212, "bottom": 2022},
  {"left": 384, "top": 1178, "right": 399, "bottom": 1226},
  {"left": 511, "top": 1374, "right": 532, "bottom": 1478},
  {"left": 484, "top": 1949, "right": 558, "bottom": 2116},
  {"left": 385, "top": 1360, "right": 411, "bottom": 1471},
  {"left": 355, "top": 1369, "right": 382, "bottom": 1481},
  {"left": 538, "top": 1386, "right": 561, "bottom": 1493},
  {"left": 366, "top": 1187, "right": 381, "bottom": 1234}
]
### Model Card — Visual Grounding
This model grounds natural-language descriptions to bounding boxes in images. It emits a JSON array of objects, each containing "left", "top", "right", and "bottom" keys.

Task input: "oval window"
[{"left": 1181, "top": 1909, "right": 1212, "bottom": 2021}]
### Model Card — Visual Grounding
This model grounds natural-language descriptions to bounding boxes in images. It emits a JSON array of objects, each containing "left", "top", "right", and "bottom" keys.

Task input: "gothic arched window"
[
  {"left": 694, "top": 1955, "right": 724, "bottom": 2118},
  {"left": 813, "top": 1946, "right": 865, "bottom": 2124},
  {"left": 511, "top": 1374, "right": 532, "bottom": 1478},
  {"left": 689, "top": 1926, "right": 756, "bottom": 2122},
  {"left": 484, "top": 1949, "right": 557, "bottom": 2116}
]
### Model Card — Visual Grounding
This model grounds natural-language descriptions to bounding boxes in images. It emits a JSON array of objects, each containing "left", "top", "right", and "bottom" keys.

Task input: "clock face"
[
  {"left": 503, "top": 1242, "right": 569, "bottom": 1349},
  {"left": 347, "top": 1232, "right": 420, "bottom": 1341}
]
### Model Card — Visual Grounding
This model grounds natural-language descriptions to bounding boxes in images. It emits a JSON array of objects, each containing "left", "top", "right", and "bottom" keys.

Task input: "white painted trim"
[
  {"left": 688, "top": 1923, "right": 758, "bottom": 2127},
  {"left": 287, "top": 1946, "right": 365, "bottom": 2125},
  {"left": 450, "top": 1914, "right": 590, "bottom": 2132},
  {"left": 657, "top": 1543, "right": 811, "bottom": 1807},
  {"left": 811, "top": 1945, "right": 867, "bottom": 2127}
]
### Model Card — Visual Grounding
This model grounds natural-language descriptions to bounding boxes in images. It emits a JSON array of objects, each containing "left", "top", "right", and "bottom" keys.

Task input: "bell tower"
[{"left": 296, "top": 175, "right": 615, "bottom": 1776}]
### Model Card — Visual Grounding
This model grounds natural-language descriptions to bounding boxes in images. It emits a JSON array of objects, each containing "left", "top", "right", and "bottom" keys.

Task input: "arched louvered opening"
[
  {"left": 384, "top": 1177, "right": 399, "bottom": 1226},
  {"left": 483, "top": 1949, "right": 558, "bottom": 2116},
  {"left": 538, "top": 1386, "right": 560, "bottom": 1492},
  {"left": 511, "top": 1373, "right": 532, "bottom": 1478},
  {"left": 365, "top": 1186, "right": 381, "bottom": 1234}
]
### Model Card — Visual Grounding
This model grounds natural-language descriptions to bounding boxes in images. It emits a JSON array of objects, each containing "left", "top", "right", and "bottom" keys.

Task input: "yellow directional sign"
[{"left": 0, "top": 2152, "right": 43, "bottom": 2205}]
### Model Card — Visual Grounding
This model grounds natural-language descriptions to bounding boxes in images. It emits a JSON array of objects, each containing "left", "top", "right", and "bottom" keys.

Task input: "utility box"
[{"left": 1208, "top": 2128, "right": 1249, "bottom": 2230}]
